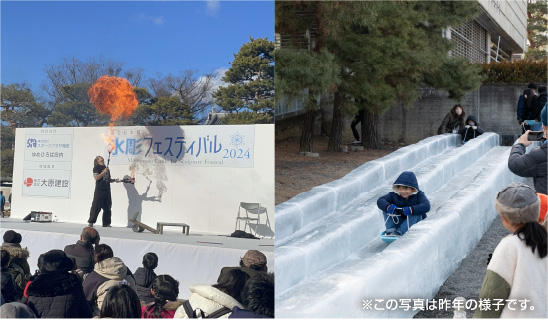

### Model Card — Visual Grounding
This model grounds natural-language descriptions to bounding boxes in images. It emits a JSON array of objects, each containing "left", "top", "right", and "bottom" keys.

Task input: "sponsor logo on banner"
[
  {"left": 24, "top": 178, "right": 33, "bottom": 187},
  {"left": 22, "top": 128, "right": 74, "bottom": 198}
]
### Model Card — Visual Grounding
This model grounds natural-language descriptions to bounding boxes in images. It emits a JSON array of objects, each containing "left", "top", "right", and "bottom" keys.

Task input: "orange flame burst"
[
  {"left": 100, "top": 124, "right": 116, "bottom": 153},
  {"left": 88, "top": 75, "right": 138, "bottom": 122},
  {"left": 89, "top": 76, "right": 137, "bottom": 153}
]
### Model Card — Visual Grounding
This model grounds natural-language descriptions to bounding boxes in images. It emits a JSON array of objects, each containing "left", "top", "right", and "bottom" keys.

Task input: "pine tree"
[
  {"left": 276, "top": 1, "right": 482, "bottom": 151},
  {"left": 526, "top": 0, "right": 548, "bottom": 60},
  {"left": 214, "top": 37, "right": 274, "bottom": 124}
]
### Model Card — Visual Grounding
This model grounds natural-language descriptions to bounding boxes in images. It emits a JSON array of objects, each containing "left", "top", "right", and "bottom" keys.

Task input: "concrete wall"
[
  {"left": 276, "top": 83, "right": 546, "bottom": 146},
  {"left": 377, "top": 83, "right": 546, "bottom": 145}
]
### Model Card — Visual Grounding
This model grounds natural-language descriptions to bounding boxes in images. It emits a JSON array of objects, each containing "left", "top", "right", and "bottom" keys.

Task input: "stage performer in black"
[{"left": 88, "top": 156, "right": 118, "bottom": 228}]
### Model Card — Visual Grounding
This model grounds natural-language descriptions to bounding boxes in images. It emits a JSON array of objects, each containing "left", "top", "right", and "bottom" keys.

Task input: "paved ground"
[{"left": 414, "top": 177, "right": 535, "bottom": 319}]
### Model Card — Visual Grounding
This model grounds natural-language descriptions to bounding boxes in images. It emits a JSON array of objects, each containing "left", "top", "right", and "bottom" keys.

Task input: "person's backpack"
[
  {"left": 181, "top": 300, "right": 232, "bottom": 318},
  {"left": 517, "top": 94, "right": 525, "bottom": 120}
]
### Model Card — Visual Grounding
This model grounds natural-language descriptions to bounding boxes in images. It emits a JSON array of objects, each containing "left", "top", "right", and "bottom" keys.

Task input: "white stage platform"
[{"left": 0, "top": 217, "right": 274, "bottom": 299}]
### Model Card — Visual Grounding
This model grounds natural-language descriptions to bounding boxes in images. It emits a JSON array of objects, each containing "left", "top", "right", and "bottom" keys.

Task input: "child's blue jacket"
[{"left": 376, "top": 171, "right": 431, "bottom": 215}]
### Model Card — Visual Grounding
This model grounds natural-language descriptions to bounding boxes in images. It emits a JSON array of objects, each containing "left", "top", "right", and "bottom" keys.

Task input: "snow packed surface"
[{"left": 275, "top": 133, "right": 524, "bottom": 318}]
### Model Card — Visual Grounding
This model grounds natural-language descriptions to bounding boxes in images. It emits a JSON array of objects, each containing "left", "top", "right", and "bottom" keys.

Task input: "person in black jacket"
[
  {"left": 1, "top": 230, "right": 30, "bottom": 299},
  {"left": 25, "top": 250, "right": 92, "bottom": 318},
  {"left": 229, "top": 272, "right": 274, "bottom": 318},
  {"left": 458, "top": 115, "right": 484, "bottom": 144},
  {"left": 438, "top": 104, "right": 466, "bottom": 134},
  {"left": 1, "top": 250, "right": 18, "bottom": 303},
  {"left": 88, "top": 155, "right": 119, "bottom": 227},
  {"left": 64, "top": 227, "right": 100, "bottom": 276},
  {"left": 134, "top": 252, "right": 158, "bottom": 304},
  {"left": 509, "top": 106, "right": 548, "bottom": 195},
  {"left": 531, "top": 85, "right": 547, "bottom": 131}
]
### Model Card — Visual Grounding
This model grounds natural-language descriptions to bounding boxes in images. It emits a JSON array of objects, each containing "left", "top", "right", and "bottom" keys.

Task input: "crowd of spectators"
[{"left": 0, "top": 230, "right": 274, "bottom": 319}]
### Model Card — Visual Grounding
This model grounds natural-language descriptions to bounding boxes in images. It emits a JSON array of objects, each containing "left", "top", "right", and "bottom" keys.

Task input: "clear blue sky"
[{"left": 1, "top": 0, "right": 274, "bottom": 97}]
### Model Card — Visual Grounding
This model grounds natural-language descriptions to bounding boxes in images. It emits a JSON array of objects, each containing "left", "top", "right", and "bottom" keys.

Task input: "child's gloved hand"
[
  {"left": 472, "top": 126, "right": 477, "bottom": 130},
  {"left": 402, "top": 207, "right": 412, "bottom": 216},
  {"left": 386, "top": 204, "right": 397, "bottom": 214}
]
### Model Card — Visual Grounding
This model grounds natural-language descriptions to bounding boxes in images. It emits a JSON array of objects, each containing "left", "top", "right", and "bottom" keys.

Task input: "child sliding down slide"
[{"left": 377, "top": 171, "right": 431, "bottom": 237}]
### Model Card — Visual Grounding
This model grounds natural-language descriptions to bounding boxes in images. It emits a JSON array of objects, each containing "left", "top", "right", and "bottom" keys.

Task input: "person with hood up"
[
  {"left": 134, "top": 252, "right": 158, "bottom": 304},
  {"left": 173, "top": 268, "right": 249, "bottom": 319},
  {"left": 0, "top": 230, "right": 30, "bottom": 299},
  {"left": 473, "top": 183, "right": 547, "bottom": 318},
  {"left": 458, "top": 115, "right": 484, "bottom": 144},
  {"left": 25, "top": 249, "right": 92, "bottom": 318},
  {"left": 377, "top": 171, "right": 431, "bottom": 237},
  {"left": 82, "top": 244, "right": 136, "bottom": 316},
  {"left": 437, "top": 104, "right": 466, "bottom": 134},
  {"left": 508, "top": 105, "right": 547, "bottom": 195}
]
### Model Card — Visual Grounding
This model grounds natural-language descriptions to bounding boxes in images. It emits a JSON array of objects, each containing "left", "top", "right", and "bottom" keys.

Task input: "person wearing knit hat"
[
  {"left": 508, "top": 105, "right": 547, "bottom": 195},
  {"left": 241, "top": 250, "right": 267, "bottom": 270},
  {"left": 217, "top": 250, "right": 268, "bottom": 284},
  {"left": 474, "top": 182, "right": 547, "bottom": 319}
]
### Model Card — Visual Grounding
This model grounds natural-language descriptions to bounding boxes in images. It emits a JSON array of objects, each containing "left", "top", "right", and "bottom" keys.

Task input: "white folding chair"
[{"left": 235, "top": 202, "right": 270, "bottom": 235}]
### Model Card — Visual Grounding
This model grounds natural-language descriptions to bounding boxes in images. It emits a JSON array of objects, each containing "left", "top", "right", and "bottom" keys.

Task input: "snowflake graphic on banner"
[{"left": 230, "top": 132, "right": 245, "bottom": 147}]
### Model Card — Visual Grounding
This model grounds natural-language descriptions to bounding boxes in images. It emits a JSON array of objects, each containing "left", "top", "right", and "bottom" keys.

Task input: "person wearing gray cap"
[
  {"left": 508, "top": 105, "right": 547, "bottom": 195},
  {"left": 474, "top": 183, "right": 547, "bottom": 319}
]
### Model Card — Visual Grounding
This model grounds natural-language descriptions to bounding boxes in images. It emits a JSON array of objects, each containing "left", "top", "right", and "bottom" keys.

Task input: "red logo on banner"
[{"left": 24, "top": 178, "right": 33, "bottom": 187}]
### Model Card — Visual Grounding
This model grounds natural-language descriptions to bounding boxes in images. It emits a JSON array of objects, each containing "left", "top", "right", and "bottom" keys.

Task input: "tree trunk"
[
  {"left": 361, "top": 108, "right": 379, "bottom": 149},
  {"left": 328, "top": 91, "right": 344, "bottom": 152},
  {"left": 299, "top": 97, "right": 317, "bottom": 153}
]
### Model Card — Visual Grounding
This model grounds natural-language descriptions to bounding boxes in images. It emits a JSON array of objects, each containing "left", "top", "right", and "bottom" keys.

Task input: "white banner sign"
[
  {"left": 106, "top": 125, "right": 255, "bottom": 168},
  {"left": 22, "top": 128, "right": 74, "bottom": 198}
]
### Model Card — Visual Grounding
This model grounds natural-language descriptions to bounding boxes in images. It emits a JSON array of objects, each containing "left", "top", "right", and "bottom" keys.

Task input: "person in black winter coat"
[
  {"left": 64, "top": 227, "right": 100, "bottom": 276},
  {"left": 229, "top": 272, "right": 274, "bottom": 319},
  {"left": 377, "top": 171, "right": 431, "bottom": 236},
  {"left": 1, "top": 250, "right": 18, "bottom": 303},
  {"left": 533, "top": 86, "right": 547, "bottom": 124},
  {"left": 438, "top": 104, "right": 465, "bottom": 134},
  {"left": 134, "top": 252, "right": 158, "bottom": 304},
  {"left": 25, "top": 250, "right": 92, "bottom": 318},
  {"left": 458, "top": 115, "right": 484, "bottom": 144},
  {"left": 1, "top": 230, "right": 31, "bottom": 300}
]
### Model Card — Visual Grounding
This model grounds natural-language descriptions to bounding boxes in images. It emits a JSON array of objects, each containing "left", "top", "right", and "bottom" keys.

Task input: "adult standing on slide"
[{"left": 88, "top": 156, "right": 118, "bottom": 227}]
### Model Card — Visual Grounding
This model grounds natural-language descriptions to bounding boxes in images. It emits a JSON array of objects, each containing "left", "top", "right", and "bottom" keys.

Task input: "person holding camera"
[{"left": 508, "top": 105, "right": 547, "bottom": 195}]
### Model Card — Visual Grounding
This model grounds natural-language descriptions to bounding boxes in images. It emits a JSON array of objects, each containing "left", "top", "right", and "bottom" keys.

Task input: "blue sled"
[{"left": 379, "top": 231, "right": 399, "bottom": 244}]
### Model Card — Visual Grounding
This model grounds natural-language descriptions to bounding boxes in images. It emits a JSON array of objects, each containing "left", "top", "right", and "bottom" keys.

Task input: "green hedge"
[{"left": 481, "top": 59, "right": 547, "bottom": 84}]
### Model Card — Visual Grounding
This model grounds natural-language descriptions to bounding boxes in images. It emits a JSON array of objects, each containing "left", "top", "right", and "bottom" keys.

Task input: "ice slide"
[{"left": 275, "top": 133, "right": 524, "bottom": 318}]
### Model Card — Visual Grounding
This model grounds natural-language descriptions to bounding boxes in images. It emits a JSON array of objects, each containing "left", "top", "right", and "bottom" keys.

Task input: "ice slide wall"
[
  {"left": 276, "top": 134, "right": 463, "bottom": 243},
  {"left": 275, "top": 133, "right": 523, "bottom": 317}
]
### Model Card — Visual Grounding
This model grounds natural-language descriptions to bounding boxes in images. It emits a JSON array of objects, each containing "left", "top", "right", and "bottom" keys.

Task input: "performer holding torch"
[{"left": 88, "top": 155, "right": 119, "bottom": 227}]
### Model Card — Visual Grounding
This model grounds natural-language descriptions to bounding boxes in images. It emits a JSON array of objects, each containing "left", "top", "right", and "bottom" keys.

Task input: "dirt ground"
[{"left": 275, "top": 135, "right": 401, "bottom": 205}]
